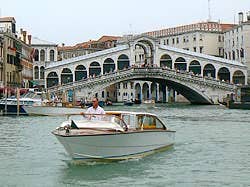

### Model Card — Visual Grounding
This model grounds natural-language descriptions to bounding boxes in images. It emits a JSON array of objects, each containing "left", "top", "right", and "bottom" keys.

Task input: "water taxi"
[{"left": 52, "top": 111, "right": 175, "bottom": 161}]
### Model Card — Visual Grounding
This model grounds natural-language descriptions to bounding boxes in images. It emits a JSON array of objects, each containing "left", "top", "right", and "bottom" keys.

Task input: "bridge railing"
[{"left": 47, "top": 66, "right": 235, "bottom": 93}]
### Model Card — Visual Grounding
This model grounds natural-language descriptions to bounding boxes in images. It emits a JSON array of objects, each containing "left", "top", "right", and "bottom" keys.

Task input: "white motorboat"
[
  {"left": 143, "top": 99, "right": 155, "bottom": 104},
  {"left": 52, "top": 111, "right": 175, "bottom": 161},
  {"left": 142, "top": 99, "right": 155, "bottom": 108},
  {"left": 22, "top": 105, "right": 86, "bottom": 116},
  {"left": 0, "top": 91, "right": 43, "bottom": 115}
]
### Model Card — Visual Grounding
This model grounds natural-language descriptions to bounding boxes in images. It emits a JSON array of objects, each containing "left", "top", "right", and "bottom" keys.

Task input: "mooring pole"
[{"left": 17, "top": 87, "right": 20, "bottom": 116}]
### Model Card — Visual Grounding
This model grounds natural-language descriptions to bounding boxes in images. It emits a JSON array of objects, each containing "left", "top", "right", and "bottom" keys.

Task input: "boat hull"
[
  {"left": 0, "top": 104, "right": 28, "bottom": 115},
  {"left": 53, "top": 130, "right": 175, "bottom": 160},
  {"left": 228, "top": 102, "right": 250, "bottom": 109},
  {"left": 22, "top": 105, "right": 85, "bottom": 116}
]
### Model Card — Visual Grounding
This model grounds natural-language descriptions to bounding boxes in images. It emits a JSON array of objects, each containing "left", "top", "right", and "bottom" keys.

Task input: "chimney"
[
  {"left": 247, "top": 11, "right": 250, "bottom": 21},
  {"left": 23, "top": 30, "right": 27, "bottom": 43},
  {"left": 28, "top": 35, "right": 31, "bottom": 45},
  {"left": 238, "top": 12, "right": 243, "bottom": 24}
]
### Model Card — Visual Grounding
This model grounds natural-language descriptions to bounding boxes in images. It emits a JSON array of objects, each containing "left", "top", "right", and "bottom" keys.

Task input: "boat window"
[
  {"left": 137, "top": 115, "right": 165, "bottom": 129},
  {"left": 122, "top": 115, "right": 130, "bottom": 127},
  {"left": 155, "top": 117, "right": 165, "bottom": 129},
  {"left": 142, "top": 115, "right": 156, "bottom": 129},
  {"left": 111, "top": 116, "right": 127, "bottom": 130},
  {"left": 122, "top": 114, "right": 136, "bottom": 129}
]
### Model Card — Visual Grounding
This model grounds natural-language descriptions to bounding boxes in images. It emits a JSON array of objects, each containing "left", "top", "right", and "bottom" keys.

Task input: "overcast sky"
[{"left": 1, "top": 0, "right": 249, "bottom": 45}]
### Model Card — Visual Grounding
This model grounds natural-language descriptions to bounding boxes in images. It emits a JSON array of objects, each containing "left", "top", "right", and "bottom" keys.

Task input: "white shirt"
[{"left": 86, "top": 106, "right": 105, "bottom": 114}]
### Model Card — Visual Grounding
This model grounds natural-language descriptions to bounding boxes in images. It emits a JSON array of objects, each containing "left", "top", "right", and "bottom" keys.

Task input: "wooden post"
[
  {"left": 16, "top": 87, "right": 20, "bottom": 116},
  {"left": 4, "top": 87, "right": 7, "bottom": 115}
]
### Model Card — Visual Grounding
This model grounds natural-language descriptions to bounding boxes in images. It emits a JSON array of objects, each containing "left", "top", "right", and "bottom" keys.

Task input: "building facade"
[
  {"left": 144, "top": 22, "right": 235, "bottom": 58},
  {"left": 31, "top": 37, "right": 58, "bottom": 88},
  {"left": 0, "top": 17, "right": 33, "bottom": 88},
  {"left": 58, "top": 36, "right": 121, "bottom": 60},
  {"left": 224, "top": 12, "right": 250, "bottom": 82}
]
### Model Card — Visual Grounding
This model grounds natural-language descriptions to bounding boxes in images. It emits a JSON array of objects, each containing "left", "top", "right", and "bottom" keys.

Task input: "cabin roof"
[{"left": 105, "top": 111, "right": 156, "bottom": 116}]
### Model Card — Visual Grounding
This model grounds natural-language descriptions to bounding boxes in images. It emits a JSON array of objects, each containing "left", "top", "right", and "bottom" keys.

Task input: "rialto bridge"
[{"left": 45, "top": 35, "right": 248, "bottom": 104}]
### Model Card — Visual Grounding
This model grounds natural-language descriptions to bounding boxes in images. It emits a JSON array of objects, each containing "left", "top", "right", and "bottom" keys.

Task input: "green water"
[{"left": 0, "top": 104, "right": 250, "bottom": 186}]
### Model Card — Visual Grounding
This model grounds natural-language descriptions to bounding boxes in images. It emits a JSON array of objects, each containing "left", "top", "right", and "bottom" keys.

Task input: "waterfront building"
[
  {"left": 0, "top": 17, "right": 33, "bottom": 89},
  {"left": 31, "top": 37, "right": 58, "bottom": 88},
  {"left": 143, "top": 21, "right": 235, "bottom": 58},
  {"left": 224, "top": 12, "right": 250, "bottom": 83},
  {"left": 58, "top": 35, "right": 121, "bottom": 60}
]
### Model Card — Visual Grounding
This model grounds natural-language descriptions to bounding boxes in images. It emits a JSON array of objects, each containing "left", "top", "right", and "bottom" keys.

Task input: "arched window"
[
  {"left": 174, "top": 57, "right": 187, "bottom": 71},
  {"left": 40, "top": 66, "right": 45, "bottom": 79},
  {"left": 61, "top": 68, "right": 73, "bottom": 84},
  {"left": 203, "top": 64, "right": 216, "bottom": 78},
  {"left": 34, "top": 49, "right": 39, "bottom": 61},
  {"left": 233, "top": 70, "right": 245, "bottom": 85},
  {"left": 40, "top": 49, "right": 45, "bottom": 61},
  {"left": 46, "top": 72, "right": 59, "bottom": 88},
  {"left": 103, "top": 58, "right": 115, "bottom": 74},
  {"left": 50, "top": 50, "right": 55, "bottom": 61},
  {"left": 218, "top": 67, "right": 230, "bottom": 82},
  {"left": 232, "top": 50, "right": 235, "bottom": 60},
  {"left": 89, "top": 62, "right": 101, "bottom": 76},
  {"left": 75, "top": 65, "right": 87, "bottom": 81},
  {"left": 160, "top": 54, "right": 172, "bottom": 69},
  {"left": 135, "top": 83, "right": 141, "bottom": 100},
  {"left": 142, "top": 83, "right": 149, "bottom": 100},
  {"left": 34, "top": 66, "right": 39, "bottom": 79},
  {"left": 189, "top": 60, "right": 201, "bottom": 75},
  {"left": 117, "top": 54, "right": 130, "bottom": 70}
]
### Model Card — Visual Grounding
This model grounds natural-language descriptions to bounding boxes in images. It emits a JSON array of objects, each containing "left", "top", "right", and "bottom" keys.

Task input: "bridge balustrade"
[{"left": 47, "top": 67, "right": 235, "bottom": 93}]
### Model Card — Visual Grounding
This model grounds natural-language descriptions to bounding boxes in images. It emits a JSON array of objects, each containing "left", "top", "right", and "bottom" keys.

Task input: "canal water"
[{"left": 0, "top": 104, "right": 250, "bottom": 186}]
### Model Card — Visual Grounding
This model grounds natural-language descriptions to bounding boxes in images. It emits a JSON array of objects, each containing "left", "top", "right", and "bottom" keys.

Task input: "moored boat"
[
  {"left": 221, "top": 86, "right": 250, "bottom": 110},
  {"left": 22, "top": 105, "right": 86, "bottom": 116},
  {"left": 142, "top": 99, "right": 155, "bottom": 108},
  {"left": 52, "top": 111, "right": 175, "bottom": 161},
  {"left": 0, "top": 92, "right": 43, "bottom": 115},
  {"left": 124, "top": 100, "right": 134, "bottom": 106}
]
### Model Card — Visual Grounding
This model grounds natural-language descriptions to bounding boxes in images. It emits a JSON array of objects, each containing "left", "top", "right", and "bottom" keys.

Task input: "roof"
[
  {"left": 97, "top": 35, "right": 121, "bottom": 42},
  {"left": 31, "top": 37, "right": 57, "bottom": 46},
  {"left": 144, "top": 21, "right": 235, "bottom": 37},
  {"left": 0, "top": 17, "right": 16, "bottom": 23},
  {"left": 58, "top": 35, "right": 121, "bottom": 51},
  {"left": 58, "top": 40, "right": 97, "bottom": 51},
  {"left": 220, "top": 23, "right": 237, "bottom": 31},
  {"left": 159, "top": 44, "right": 247, "bottom": 68},
  {"left": 46, "top": 44, "right": 129, "bottom": 69}
]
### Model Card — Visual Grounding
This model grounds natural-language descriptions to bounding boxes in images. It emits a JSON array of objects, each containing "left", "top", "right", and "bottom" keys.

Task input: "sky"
[{"left": 1, "top": 0, "right": 249, "bottom": 45}]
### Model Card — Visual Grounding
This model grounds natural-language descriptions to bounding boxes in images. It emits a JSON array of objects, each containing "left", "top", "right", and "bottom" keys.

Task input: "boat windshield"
[
  {"left": 70, "top": 114, "right": 128, "bottom": 131},
  {"left": 22, "top": 92, "right": 41, "bottom": 100}
]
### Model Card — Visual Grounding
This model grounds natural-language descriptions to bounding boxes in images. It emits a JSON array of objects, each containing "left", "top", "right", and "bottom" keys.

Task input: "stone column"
[
  {"left": 148, "top": 82, "right": 152, "bottom": 99},
  {"left": 140, "top": 83, "right": 143, "bottom": 100},
  {"left": 168, "top": 88, "right": 174, "bottom": 103},
  {"left": 162, "top": 84, "right": 167, "bottom": 103},
  {"left": 156, "top": 83, "right": 159, "bottom": 102}
]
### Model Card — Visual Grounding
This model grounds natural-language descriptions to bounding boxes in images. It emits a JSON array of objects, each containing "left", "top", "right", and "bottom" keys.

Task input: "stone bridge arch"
[
  {"left": 133, "top": 36, "right": 156, "bottom": 66},
  {"left": 48, "top": 67, "right": 236, "bottom": 105}
]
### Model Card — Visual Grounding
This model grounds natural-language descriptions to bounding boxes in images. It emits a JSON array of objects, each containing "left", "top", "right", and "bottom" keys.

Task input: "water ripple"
[{"left": 0, "top": 104, "right": 250, "bottom": 186}]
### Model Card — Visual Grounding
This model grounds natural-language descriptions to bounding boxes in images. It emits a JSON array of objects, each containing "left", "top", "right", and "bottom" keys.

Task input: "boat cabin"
[{"left": 105, "top": 111, "right": 167, "bottom": 130}]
